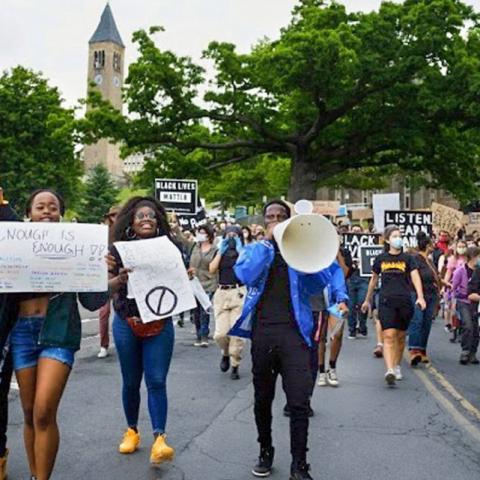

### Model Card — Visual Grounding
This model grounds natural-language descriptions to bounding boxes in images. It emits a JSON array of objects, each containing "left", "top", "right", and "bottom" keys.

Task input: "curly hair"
[
  {"left": 113, "top": 196, "right": 172, "bottom": 242},
  {"left": 25, "top": 189, "right": 65, "bottom": 217}
]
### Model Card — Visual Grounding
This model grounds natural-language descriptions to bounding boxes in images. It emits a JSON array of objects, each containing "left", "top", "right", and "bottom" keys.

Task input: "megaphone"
[{"left": 273, "top": 200, "right": 339, "bottom": 273}]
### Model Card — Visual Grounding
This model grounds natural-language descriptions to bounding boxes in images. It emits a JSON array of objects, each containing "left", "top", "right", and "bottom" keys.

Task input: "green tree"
[
  {"left": 80, "top": 0, "right": 480, "bottom": 203},
  {"left": 0, "top": 66, "right": 82, "bottom": 210},
  {"left": 78, "top": 165, "right": 119, "bottom": 223}
]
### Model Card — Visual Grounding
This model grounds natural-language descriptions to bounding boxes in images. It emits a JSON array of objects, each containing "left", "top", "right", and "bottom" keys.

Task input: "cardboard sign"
[
  {"left": 114, "top": 236, "right": 196, "bottom": 323},
  {"left": 342, "top": 233, "right": 380, "bottom": 262},
  {"left": 372, "top": 193, "right": 400, "bottom": 232},
  {"left": 432, "top": 202, "right": 464, "bottom": 236},
  {"left": 359, "top": 245, "right": 384, "bottom": 278},
  {"left": 384, "top": 211, "right": 433, "bottom": 248},
  {"left": 351, "top": 208, "right": 373, "bottom": 221},
  {"left": 155, "top": 178, "right": 198, "bottom": 214},
  {"left": 312, "top": 201, "right": 340, "bottom": 217},
  {"left": 0, "top": 222, "right": 108, "bottom": 293}
]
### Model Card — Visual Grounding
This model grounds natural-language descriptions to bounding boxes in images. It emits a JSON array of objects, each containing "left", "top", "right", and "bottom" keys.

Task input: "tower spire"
[{"left": 89, "top": 3, "right": 124, "bottom": 47}]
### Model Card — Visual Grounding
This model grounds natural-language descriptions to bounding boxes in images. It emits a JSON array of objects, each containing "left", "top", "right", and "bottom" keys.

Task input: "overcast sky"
[{"left": 2, "top": 0, "right": 480, "bottom": 108}]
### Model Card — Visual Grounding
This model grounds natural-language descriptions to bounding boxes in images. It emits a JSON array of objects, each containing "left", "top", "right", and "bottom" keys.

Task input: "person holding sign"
[
  {"left": 361, "top": 225, "right": 426, "bottom": 387},
  {"left": 108, "top": 197, "right": 177, "bottom": 467},
  {"left": 9, "top": 189, "right": 109, "bottom": 480}
]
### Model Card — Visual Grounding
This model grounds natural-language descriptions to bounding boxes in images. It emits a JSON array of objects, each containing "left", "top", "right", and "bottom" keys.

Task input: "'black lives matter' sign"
[
  {"left": 359, "top": 245, "right": 384, "bottom": 278},
  {"left": 342, "top": 233, "right": 380, "bottom": 263},
  {"left": 155, "top": 179, "right": 198, "bottom": 215},
  {"left": 384, "top": 211, "right": 433, "bottom": 248}
]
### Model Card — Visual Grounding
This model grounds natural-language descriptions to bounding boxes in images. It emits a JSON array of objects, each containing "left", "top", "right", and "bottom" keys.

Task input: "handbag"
[{"left": 126, "top": 316, "right": 165, "bottom": 338}]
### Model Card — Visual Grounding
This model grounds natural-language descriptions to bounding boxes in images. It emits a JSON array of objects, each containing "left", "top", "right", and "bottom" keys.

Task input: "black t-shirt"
[
  {"left": 256, "top": 247, "right": 295, "bottom": 325},
  {"left": 372, "top": 251, "right": 418, "bottom": 300},
  {"left": 219, "top": 249, "right": 241, "bottom": 286},
  {"left": 467, "top": 267, "right": 480, "bottom": 309},
  {"left": 414, "top": 254, "right": 438, "bottom": 297}
]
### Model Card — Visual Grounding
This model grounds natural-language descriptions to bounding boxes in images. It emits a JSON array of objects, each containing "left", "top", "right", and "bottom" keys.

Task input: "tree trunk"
[{"left": 287, "top": 153, "right": 317, "bottom": 202}]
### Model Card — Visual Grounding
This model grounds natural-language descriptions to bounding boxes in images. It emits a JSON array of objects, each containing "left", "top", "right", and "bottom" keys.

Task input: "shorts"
[
  {"left": 378, "top": 297, "right": 414, "bottom": 331},
  {"left": 10, "top": 317, "right": 75, "bottom": 371}
]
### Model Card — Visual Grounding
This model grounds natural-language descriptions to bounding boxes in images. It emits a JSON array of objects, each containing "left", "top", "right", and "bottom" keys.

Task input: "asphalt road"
[{"left": 6, "top": 310, "right": 480, "bottom": 480}]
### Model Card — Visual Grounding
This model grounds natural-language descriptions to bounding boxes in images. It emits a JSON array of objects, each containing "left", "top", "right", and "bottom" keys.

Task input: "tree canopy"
[
  {"left": 80, "top": 0, "right": 480, "bottom": 203},
  {"left": 0, "top": 66, "right": 82, "bottom": 210}
]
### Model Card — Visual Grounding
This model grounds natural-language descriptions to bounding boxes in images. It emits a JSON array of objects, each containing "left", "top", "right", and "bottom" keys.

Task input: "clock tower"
[{"left": 83, "top": 3, "right": 125, "bottom": 179}]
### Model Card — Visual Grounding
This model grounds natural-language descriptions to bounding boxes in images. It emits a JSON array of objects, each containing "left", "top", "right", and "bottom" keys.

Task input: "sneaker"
[
  {"left": 252, "top": 446, "right": 274, "bottom": 477},
  {"left": 193, "top": 339, "right": 202, "bottom": 347},
  {"left": 230, "top": 366, "right": 240, "bottom": 380},
  {"left": 118, "top": 428, "right": 141, "bottom": 454},
  {"left": 444, "top": 324, "right": 452, "bottom": 333},
  {"left": 200, "top": 338, "right": 209, "bottom": 347},
  {"left": 359, "top": 329, "right": 368, "bottom": 337},
  {"left": 470, "top": 353, "right": 479, "bottom": 364},
  {"left": 326, "top": 369, "right": 339, "bottom": 387},
  {"left": 317, "top": 372, "right": 327, "bottom": 387},
  {"left": 97, "top": 347, "right": 109, "bottom": 359},
  {"left": 394, "top": 365, "right": 403, "bottom": 381},
  {"left": 220, "top": 355, "right": 230, "bottom": 372},
  {"left": 421, "top": 353, "right": 430, "bottom": 364},
  {"left": 347, "top": 333, "right": 356, "bottom": 340},
  {"left": 373, "top": 344, "right": 383, "bottom": 358},
  {"left": 0, "top": 449, "right": 8, "bottom": 480},
  {"left": 385, "top": 369, "right": 396, "bottom": 386},
  {"left": 409, "top": 350, "right": 422, "bottom": 367},
  {"left": 290, "top": 461, "right": 313, "bottom": 480},
  {"left": 150, "top": 434, "right": 175, "bottom": 465},
  {"left": 176, "top": 319, "right": 184, "bottom": 328},
  {"left": 460, "top": 352, "right": 470, "bottom": 365}
]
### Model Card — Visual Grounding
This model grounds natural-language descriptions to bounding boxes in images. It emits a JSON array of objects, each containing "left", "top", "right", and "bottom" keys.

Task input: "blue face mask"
[{"left": 390, "top": 237, "right": 403, "bottom": 250}]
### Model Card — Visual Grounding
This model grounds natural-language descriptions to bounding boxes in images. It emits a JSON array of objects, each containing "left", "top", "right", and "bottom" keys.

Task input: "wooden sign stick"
[{"left": 0, "top": 187, "right": 8, "bottom": 205}]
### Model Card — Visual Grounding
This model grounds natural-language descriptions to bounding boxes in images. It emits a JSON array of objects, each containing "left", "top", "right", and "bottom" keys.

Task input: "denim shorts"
[{"left": 10, "top": 317, "right": 75, "bottom": 371}]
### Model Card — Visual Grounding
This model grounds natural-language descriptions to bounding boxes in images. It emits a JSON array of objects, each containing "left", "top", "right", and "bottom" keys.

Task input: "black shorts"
[{"left": 378, "top": 296, "right": 414, "bottom": 331}]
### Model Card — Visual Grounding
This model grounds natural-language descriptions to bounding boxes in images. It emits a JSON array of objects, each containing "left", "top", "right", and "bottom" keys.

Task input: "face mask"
[
  {"left": 457, "top": 247, "right": 467, "bottom": 255},
  {"left": 227, "top": 237, "right": 237, "bottom": 249},
  {"left": 440, "top": 235, "right": 448, "bottom": 242},
  {"left": 390, "top": 238, "right": 403, "bottom": 250},
  {"left": 196, "top": 233, "right": 208, "bottom": 243}
]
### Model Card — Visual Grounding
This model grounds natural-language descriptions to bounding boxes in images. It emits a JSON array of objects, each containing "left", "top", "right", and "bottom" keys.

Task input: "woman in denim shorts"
[{"left": 10, "top": 190, "right": 111, "bottom": 480}]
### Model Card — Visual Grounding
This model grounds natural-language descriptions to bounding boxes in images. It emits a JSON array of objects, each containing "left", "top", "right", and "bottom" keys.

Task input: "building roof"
[{"left": 89, "top": 3, "right": 125, "bottom": 48}]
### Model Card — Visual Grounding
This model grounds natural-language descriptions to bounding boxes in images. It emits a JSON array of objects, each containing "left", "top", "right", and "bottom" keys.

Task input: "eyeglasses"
[{"left": 135, "top": 211, "right": 156, "bottom": 221}]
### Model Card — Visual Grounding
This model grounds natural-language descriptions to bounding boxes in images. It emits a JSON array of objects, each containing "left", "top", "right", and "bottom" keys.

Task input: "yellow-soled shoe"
[
  {"left": 118, "top": 428, "right": 141, "bottom": 454},
  {"left": 0, "top": 449, "right": 8, "bottom": 480},
  {"left": 150, "top": 434, "right": 175, "bottom": 465}
]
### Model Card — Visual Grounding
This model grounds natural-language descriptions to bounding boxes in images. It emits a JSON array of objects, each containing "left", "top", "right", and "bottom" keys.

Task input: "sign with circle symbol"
[{"left": 145, "top": 286, "right": 178, "bottom": 317}]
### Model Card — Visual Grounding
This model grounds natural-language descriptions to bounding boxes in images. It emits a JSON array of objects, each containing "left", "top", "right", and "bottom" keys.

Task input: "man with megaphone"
[{"left": 230, "top": 199, "right": 345, "bottom": 480}]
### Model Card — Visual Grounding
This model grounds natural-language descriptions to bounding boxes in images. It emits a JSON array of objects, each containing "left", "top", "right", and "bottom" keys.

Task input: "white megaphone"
[{"left": 273, "top": 200, "right": 339, "bottom": 273}]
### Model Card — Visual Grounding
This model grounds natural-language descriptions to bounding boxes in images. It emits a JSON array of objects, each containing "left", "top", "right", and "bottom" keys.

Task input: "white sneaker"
[
  {"left": 97, "top": 347, "right": 109, "bottom": 359},
  {"left": 385, "top": 369, "right": 396, "bottom": 386},
  {"left": 326, "top": 369, "right": 339, "bottom": 387},
  {"left": 394, "top": 365, "right": 403, "bottom": 381},
  {"left": 317, "top": 372, "right": 327, "bottom": 387}
]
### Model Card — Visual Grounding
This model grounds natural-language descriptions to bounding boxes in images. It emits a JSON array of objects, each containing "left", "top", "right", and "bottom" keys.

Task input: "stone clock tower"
[{"left": 83, "top": 3, "right": 125, "bottom": 179}]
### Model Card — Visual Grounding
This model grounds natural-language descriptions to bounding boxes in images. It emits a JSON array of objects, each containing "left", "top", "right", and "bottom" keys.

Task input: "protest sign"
[
  {"left": 114, "top": 236, "right": 196, "bottom": 323},
  {"left": 155, "top": 178, "right": 198, "bottom": 214},
  {"left": 342, "top": 233, "right": 380, "bottom": 263},
  {"left": 0, "top": 222, "right": 108, "bottom": 293},
  {"left": 384, "top": 211, "right": 433, "bottom": 248},
  {"left": 351, "top": 208, "right": 373, "bottom": 221},
  {"left": 467, "top": 212, "right": 480, "bottom": 234},
  {"left": 177, "top": 209, "right": 207, "bottom": 230},
  {"left": 372, "top": 193, "right": 400, "bottom": 232},
  {"left": 432, "top": 202, "right": 464, "bottom": 236},
  {"left": 359, "top": 245, "right": 384, "bottom": 278},
  {"left": 312, "top": 201, "right": 340, "bottom": 217}
]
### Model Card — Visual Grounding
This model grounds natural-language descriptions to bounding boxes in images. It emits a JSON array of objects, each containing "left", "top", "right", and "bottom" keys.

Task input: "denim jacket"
[{"left": 229, "top": 241, "right": 335, "bottom": 347}]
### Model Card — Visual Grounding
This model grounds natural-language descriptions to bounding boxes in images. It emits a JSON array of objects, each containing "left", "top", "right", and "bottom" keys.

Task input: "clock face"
[
  {"left": 113, "top": 76, "right": 121, "bottom": 88},
  {"left": 94, "top": 74, "right": 103, "bottom": 85}
]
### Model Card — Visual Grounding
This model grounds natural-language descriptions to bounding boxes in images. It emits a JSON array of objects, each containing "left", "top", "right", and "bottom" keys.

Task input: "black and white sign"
[
  {"left": 359, "top": 245, "right": 384, "bottom": 278},
  {"left": 155, "top": 178, "right": 198, "bottom": 214},
  {"left": 384, "top": 211, "right": 433, "bottom": 248},
  {"left": 342, "top": 233, "right": 380, "bottom": 262},
  {"left": 177, "top": 209, "right": 207, "bottom": 230}
]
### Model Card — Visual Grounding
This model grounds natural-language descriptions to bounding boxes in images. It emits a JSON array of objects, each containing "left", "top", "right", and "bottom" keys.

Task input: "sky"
[{"left": 2, "top": 0, "right": 480, "bottom": 108}]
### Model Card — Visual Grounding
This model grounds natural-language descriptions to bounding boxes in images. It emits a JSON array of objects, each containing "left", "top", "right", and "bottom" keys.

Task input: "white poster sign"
[
  {"left": 0, "top": 222, "right": 108, "bottom": 293},
  {"left": 372, "top": 193, "right": 400, "bottom": 232},
  {"left": 114, "top": 236, "right": 196, "bottom": 323}
]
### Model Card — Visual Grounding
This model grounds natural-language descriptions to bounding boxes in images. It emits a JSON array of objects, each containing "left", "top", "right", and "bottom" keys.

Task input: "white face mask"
[{"left": 196, "top": 233, "right": 208, "bottom": 243}]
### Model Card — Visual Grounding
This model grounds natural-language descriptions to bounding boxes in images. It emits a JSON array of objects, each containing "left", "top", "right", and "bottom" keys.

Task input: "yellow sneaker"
[
  {"left": 150, "top": 434, "right": 175, "bottom": 465},
  {"left": 118, "top": 428, "right": 140, "bottom": 454},
  {"left": 0, "top": 449, "right": 8, "bottom": 480}
]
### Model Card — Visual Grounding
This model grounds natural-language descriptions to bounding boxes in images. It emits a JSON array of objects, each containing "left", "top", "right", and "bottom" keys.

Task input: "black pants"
[
  {"left": 251, "top": 322, "right": 313, "bottom": 462},
  {"left": 0, "top": 348, "right": 13, "bottom": 457}
]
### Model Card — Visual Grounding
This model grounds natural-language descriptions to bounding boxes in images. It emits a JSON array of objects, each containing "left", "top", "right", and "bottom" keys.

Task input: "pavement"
[{"left": 6, "top": 310, "right": 480, "bottom": 480}]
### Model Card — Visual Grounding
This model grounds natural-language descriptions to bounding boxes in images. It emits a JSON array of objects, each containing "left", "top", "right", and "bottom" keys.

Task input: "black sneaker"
[
  {"left": 460, "top": 352, "right": 470, "bottom": 365},
  {"left": 469, "top": 353, "right": 479, "bottom": 364},
  {"left": 230, "top": 366, "right": 240, "bottom": 380},
  {"left": 290, "top": 461, "right": 313, "bottom": 480},
  {"left": 220, "top": 355, "right": 230, "bottom": 372},
  {"left": 252, "top": 446, "right": 274, "bottom": 477}
]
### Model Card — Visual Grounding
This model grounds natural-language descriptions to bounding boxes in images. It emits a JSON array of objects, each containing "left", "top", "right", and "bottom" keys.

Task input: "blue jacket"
[{"left": 230, "top": 241, "right": 346, "bottom": 347}]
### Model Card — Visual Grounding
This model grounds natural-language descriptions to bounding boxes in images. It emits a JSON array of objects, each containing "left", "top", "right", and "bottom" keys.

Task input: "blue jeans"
[
  {"left": 193, "top": 293, "right": 214, "bottom": 340},
  {"left": 113, "top": 313, "right": 174, "bottom": 435},
  {"left": 347, "top": 275, "right": 369, "bottom": 335},
  {"left": 408, "top": 293, "right": 437, "bottom": 351}
]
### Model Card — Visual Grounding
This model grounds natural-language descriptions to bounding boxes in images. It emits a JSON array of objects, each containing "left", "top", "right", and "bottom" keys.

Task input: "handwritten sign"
[
  {"left": 372, "top": 193, "right": 400, "bottom": 232},
  {"left": 114, "top": 236, "right": 196, "bottom": 323},
  {"left": 0, "top": 222, "right": 108, "bottom": 293},
  {"left": 432, "top": 202, "right": 464, "bottom": 236},
  {"left": 312, "top": 201, "right": 340, "bottom": 217},
  {"left": 384, "top": 211, "right": 433, "bottom": 248}
]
